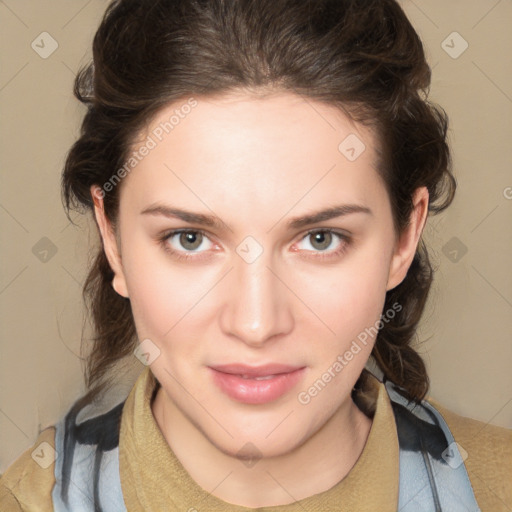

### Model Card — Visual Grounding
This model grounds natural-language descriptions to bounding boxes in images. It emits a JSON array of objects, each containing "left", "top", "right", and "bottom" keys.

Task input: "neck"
[{"left": 151, "top": 386, "right": 373, "bottom": 508}]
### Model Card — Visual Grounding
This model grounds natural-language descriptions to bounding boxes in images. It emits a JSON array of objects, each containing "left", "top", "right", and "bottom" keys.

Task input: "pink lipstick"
[{"left": 208, "top": 363, "right": 306, "bottom": 404}]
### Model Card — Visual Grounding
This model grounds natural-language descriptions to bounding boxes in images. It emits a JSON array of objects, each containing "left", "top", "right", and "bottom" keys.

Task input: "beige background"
[{"left": 1, "top": 0, "right": 511, "bottom": 472}]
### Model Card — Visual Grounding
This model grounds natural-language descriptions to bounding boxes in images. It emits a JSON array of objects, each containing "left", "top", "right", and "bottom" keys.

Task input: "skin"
[{"left": 91, "top": 91, "right": 429, "bottom": 508}]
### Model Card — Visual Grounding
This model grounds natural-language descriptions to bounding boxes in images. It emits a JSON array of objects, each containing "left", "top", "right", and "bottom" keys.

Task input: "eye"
[
  {"left": 295, "top": 229, "right": 351, "bottom": 260},
  {"left": 159, "top": 229, "right": 214, "bottom": 260},
  {"left": 158, "top": 228, "right": 351, "bottom": 262}
]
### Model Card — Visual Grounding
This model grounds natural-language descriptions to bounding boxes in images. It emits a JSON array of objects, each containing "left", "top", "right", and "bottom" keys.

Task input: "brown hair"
[{"left": 62, "top": 0, "right": 455, "bottom": 407}]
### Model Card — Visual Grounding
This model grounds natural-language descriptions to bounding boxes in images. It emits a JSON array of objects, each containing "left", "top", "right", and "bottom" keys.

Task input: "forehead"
[
  {"left": 119, "top": 91, "right": 383, "bottom": 221},
  {"left": 145, "top": 90, "right": 376, "bottom": 149}
]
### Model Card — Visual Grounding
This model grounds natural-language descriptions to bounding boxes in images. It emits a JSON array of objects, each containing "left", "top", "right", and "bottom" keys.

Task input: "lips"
[
  {"left": 208, "top": 363, "right": 307, "bottom": 404},
  {"left": 209, "top": 363, "right": 304, "bottom": 378}
]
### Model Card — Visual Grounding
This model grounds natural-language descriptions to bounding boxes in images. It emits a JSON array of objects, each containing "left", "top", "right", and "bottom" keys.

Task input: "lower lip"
[{"left": 209, "top": 367, "right": 306, "bottom": 405}]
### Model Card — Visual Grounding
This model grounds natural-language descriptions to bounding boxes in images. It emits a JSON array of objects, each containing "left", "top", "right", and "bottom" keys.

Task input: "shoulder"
[
  {"left": 427, "top": 396, "right": 512, "bottom": 511},
  {"left": 0, "top": 426, "right": 57, "bottom": 511}
]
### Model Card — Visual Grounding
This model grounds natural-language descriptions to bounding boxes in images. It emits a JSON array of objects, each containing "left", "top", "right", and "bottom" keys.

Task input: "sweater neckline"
[{"left": 119, "top": 366, "right": 399, "bottom": 511}]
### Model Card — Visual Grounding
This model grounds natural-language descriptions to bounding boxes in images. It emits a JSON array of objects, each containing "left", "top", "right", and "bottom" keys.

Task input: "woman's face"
[{"left": 92, "top": 91, "right": 426, "bottom": 459}]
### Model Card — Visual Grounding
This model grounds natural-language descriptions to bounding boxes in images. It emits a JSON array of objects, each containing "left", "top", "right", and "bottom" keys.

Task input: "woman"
[{"left": 1, "top": 0, "right": 510, "bottom": 510}]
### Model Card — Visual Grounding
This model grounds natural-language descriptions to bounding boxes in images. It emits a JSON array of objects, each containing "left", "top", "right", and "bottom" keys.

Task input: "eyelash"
[{"left": 158, "top": 228, "right": 351, "bottom": 262}]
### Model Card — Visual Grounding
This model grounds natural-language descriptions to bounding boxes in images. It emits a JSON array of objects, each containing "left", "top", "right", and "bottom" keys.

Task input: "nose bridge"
[{"left": 222, "top": 245, "right": 291, "bottom": 346}]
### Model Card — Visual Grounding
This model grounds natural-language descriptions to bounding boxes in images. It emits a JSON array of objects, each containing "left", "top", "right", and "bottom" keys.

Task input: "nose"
[{"left": 220, "top": 251, "right": 293, "bottom": 348}]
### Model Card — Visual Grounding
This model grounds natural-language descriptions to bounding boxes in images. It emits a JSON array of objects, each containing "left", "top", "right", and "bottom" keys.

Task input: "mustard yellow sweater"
[{"left": 1, "top": 367, "right": 511, "bottom": 511}]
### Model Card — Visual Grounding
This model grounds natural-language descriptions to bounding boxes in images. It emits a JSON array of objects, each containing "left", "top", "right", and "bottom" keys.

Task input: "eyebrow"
[{"left": 140, "top": 202, "right": 373, "bottom": 230}]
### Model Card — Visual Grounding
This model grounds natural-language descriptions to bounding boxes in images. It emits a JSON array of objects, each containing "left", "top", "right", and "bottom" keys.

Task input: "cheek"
[
  {"left": 120, "top": 243, "right": 200, "bottom": 337},
  {"left": 121, "top": 224, "right": 392, "bottom": 343},
  {"left": 302, "top": 243, "right": 391, "bottom": 339}
]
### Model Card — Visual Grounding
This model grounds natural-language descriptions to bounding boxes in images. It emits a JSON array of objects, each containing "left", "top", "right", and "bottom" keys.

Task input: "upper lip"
[{"left": 209, "top": 363, "right": 305, "bottom": 377}]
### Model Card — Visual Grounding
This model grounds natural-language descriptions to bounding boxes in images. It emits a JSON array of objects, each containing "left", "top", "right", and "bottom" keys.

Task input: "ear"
[
  {"left": 90, "top": 185, "right": 129, "bottom": 298},
  {"left": 386, "top": 186, "right": 429, "bottom": 292}
]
